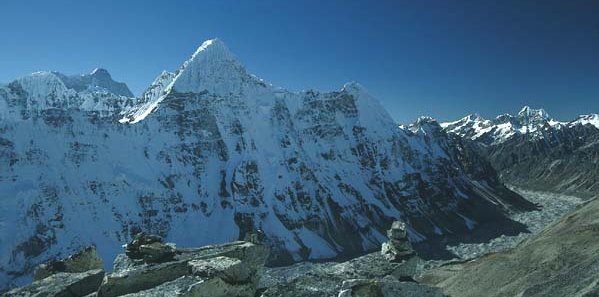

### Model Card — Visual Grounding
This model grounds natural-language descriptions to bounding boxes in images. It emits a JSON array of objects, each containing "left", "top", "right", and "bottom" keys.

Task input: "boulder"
[
  {"left": 33, "top": 246, "right": 103, "bottom": 281},
  {"left": 184, "top": 276, "right": 254, "bottom": 297},
  {"left": 337, "top": 276, "right": 445, "bottom": 297},
  {"left": 189, "top": 256, "right": 254, "bottom": 284},
  {"left": 97, "top": 259, "right": 191, "bottom": 297},
  {"left": 390, "top": 255, "right": 419, "bottom": 281},
  {"left": 138, "top": 242, "right": 176, "bottom": 263},
  {"left": 5, "top": 269, "right": 104, "bottom": 297}
]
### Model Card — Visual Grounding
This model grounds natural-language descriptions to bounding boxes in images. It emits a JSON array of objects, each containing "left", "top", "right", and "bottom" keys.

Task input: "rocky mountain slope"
[
  {"left": 442, "top": 107, "right": 599, "bottom": 198},
  {"left": 420, "top": 196, "right": 599, "bottom": 297},
  {"left": 0, "top": 39, "right": 533, "bottom": 291}
]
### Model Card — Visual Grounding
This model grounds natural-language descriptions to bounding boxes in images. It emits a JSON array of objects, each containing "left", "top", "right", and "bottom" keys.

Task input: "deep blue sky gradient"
[{"left": 1, "top": 0, "right": 598, "bottom": 122}]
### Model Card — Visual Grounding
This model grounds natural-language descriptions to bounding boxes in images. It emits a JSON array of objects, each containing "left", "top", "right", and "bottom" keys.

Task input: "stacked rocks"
[
  {"left": 381, "top": 221, "right": 415, "bottom": 262},
  {"left": 124, "top": 232, "right": 176, "bottom": 263},
  {"left": 381, "top": 221, "right": 419, "bottom": 281}
]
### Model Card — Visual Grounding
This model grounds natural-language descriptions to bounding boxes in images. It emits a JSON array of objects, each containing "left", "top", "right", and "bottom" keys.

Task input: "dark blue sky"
[{"left": 1, "top": 0, "right": 598, "bottom": 122}]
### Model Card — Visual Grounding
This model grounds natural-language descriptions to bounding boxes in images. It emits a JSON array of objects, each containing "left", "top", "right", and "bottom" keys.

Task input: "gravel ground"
[{"left": 444, "top": 186, "right": 583, "bottom": 260}]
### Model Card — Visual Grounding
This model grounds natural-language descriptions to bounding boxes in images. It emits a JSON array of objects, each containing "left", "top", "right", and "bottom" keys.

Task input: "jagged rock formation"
[
  {"left": 0, "top": 38, "right": 534, "bottom": 290},
  {"left": 419, "top": 197, "right": 599, "bottom": 297},
  {"left": 442, "top": 106, "right": 599, "bottom": 198},
  {"left": 5, "top": 236, "right": 268, "bottom": 297}
]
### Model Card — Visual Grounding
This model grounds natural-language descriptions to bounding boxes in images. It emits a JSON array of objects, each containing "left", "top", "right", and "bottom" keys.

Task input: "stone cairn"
[
  {"left": 381, "top": 221, "right": 419, "bottom": 281},
  {"left": 124, "top": 232, "right": 176, "bottom": 263}
]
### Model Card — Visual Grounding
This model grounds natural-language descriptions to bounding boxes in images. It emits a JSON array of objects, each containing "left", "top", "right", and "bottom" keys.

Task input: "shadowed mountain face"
[
  {"left": 0, "top": 39, "right": 532, "bottom": 290},
  {"left": 421, "top": 196, "right": 599, "bottom": 297},
  {"left": 443, "top": 107, "right": 599, "bottom": 199},
  {"left": 53, "top": 68, "right": 134, "bottom": 97}
]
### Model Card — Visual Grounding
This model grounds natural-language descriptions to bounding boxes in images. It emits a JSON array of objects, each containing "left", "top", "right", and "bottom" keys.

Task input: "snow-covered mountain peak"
[
  {"left": 414, "top": 116, "right": 438, "bottom": 125},
  {"left": 570, "top": 114, "right": 599, "bottom": 129},
  {"left": 89, "top": 67, "right": 111, "bottom": 78},
  {"left": 120, "top": 39, "right": 271, "bottom": 124},
  {"left": 341, "top": 81, "right": 367, "bottom": 94},
  {"left": 517, "top": 106, "right": 551, "bottom": 124},
  {"left": 440, "top": 113, "right": 494, "bottom": 140},
  {"left": 339, "top": 81, "right": 398, "bottom": 132},
  {"left": 170, "top": 38, "right": 254, "bottom": 96},
  {"left": 408, "top": 116, "right": 444, "bottom": 135},
  {"left": 443, "top": 107, "right": 599, "bottom": 145},
  {"left": 15, "top": 71, "right": 74, "bottom": 103},
  {"left": 51, "top": 68, "right": 134, "bottom": 97},
  {"left": 189, "top": 38, "right": 233, "bottom": 61},
  {"left": 443, "top": 113, "right": 485, "bottom": 127}
]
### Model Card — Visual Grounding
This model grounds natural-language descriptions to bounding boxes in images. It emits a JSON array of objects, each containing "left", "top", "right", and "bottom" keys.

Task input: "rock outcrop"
[
  {"left": 98, "top": 236, "right": 268, "bottom": 297},
  {"left": 124, "top": 232, "right": 176, "bottom": 263},
  {"left": 5, "top": 236, "right": 268, "bottom": 297},
  {"left": 4, "top": 269, "right": 105, "bottom": 297},
  {"left": 33, "top": 246, "right": 103, "bottom": 281}
]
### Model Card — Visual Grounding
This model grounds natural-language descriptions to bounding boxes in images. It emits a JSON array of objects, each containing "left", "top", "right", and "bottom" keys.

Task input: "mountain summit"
[
  {"left": 172, "top": 38, "right": 253, "bottom": 95},
  {"left": 53, "top": 68, "right": 134, "bottom": 97}
]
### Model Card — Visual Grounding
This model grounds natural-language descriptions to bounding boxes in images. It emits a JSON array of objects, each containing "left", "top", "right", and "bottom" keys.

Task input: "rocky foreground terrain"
[
  {"left": 4, "top": 225, "right": 445, "bottom": 297},
  {"left": 11, "top": 192, "right": 593, "bottom": 296},
  {"left": 419, "top": 196, "right": 599, "bottom": 297}
]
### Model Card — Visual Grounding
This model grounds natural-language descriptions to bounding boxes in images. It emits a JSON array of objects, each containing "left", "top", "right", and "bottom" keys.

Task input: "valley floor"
[{"left": 443, "top": 187, "right": 583, "bottom": 260}]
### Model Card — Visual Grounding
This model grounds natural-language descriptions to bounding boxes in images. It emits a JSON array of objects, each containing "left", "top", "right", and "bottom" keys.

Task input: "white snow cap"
[
  {"left": 571, "top": 114, "right": 599, "bottom": 129},
  {"left": 518, "top": 106, "right": 550, "bottom": 120},
  {"left": 172, "top": 38, "right": 248, "bottom": 95}
]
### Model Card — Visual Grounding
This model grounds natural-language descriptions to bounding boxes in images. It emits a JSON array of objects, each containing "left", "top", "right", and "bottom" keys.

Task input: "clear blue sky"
[{"left": 1, "top": 0, "right": 598, "bottom": 123}]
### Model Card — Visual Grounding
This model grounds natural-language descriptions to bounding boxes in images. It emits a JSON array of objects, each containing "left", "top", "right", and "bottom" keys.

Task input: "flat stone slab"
[{"left": 5, "top": 269, "right": 104, "bottom": 297}]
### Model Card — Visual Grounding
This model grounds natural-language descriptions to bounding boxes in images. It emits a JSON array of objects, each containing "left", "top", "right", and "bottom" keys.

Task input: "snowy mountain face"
[
  {"left": 0, "top": 39, "right": 533, "bottom": 290},
  {"left": 53, "top": 68, "right": 134, "bottom": 97},
  {"left": 442, "top": 107, "right": 599, "bottom": 198}
]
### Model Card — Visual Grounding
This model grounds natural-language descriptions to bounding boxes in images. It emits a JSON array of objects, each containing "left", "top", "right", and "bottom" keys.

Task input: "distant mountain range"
[
  {"left": 442, "top": 106, "right": 599, "bottom": 198},
  {"left": 0, "top": 39, "right": 595, "bottom": 291}
]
